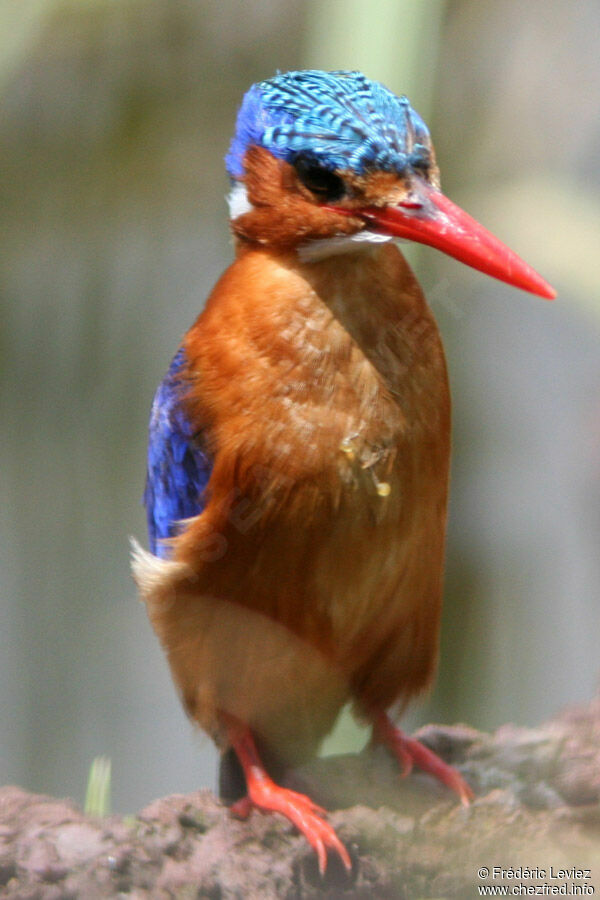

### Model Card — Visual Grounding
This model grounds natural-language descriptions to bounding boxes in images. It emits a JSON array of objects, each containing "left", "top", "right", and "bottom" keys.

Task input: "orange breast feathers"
[{"left": 135, "top": 240, "right": 450, "bottom": 760}]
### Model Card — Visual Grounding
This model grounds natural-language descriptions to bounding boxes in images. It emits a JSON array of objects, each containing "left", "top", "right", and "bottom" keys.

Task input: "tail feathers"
[
  {"left": 129, "top": 537, "right": 193, "bottom": 600},
  {"left": 218, "top": 747, "right": 247, "bottom": 804}
]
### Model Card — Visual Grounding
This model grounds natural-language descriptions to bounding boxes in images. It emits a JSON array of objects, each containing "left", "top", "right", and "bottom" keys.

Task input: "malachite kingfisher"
[{"left": 132, "top": 70, "right": 555, "bottom": 873}]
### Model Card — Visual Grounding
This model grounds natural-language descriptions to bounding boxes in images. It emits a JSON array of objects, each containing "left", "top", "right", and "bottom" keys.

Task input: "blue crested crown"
[{"left": 225, "top": 70, "right": 432, "bottom": 180}]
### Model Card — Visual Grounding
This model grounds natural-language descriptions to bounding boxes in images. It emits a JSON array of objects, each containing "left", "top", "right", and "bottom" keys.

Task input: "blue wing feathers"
[{"left": 144, "top": 347, "right": 212, "bottom": 557}]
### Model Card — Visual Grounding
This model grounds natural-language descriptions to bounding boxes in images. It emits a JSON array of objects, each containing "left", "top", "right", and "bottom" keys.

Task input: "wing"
[{"left": 144, "top": 346, "right": 212, "bottom": 557}]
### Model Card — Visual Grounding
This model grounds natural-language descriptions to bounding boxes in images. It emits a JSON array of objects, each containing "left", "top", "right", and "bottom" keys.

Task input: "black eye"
[
  {"left": 408, "top": 145, "right": 431, "bottom": 177},
  {"left": 293, "top": 157, "right": 346, "bottom": 202}
]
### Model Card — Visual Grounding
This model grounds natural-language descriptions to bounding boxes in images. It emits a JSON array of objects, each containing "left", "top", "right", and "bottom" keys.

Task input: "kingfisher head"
[{"left": 226, "top": 70, "right": 554, "bottom": 299}]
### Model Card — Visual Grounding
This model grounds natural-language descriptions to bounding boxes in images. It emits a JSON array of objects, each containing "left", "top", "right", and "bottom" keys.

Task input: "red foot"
[
  {"left": 373, "top": 712, "right": 473, "bottom": 806},
  {"left": 225, "top": 721, "right": 351, "bottom": 875}
]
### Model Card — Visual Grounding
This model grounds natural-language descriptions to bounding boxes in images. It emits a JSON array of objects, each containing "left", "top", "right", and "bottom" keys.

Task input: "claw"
[
  {"left": 373, "top": 712, "right": 474, "bottom": 806},
  {"left": 230, "top": 795, "right": 253, "bottom": 818},
  {"left": 240, "top": 782, "right": 351, "bottom": 874},
  {"left": 225, "top": 718, "right": 352, "bottom": 873}
]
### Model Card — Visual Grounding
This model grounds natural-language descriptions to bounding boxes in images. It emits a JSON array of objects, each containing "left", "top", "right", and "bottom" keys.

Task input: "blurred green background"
[{"left": 1, "top": 0, "right": 598, "bottom": 814}]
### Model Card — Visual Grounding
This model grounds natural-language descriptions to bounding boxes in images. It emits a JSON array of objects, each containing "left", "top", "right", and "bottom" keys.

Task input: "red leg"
[
  {"left": 372, "top": 712, "right": 473, "bottom": 806},
  {"left": 225, "top": 720, "right": 351, "bottom": 875}
]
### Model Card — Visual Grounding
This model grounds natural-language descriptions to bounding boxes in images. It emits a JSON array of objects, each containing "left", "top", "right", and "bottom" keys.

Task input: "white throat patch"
[
  {"left": 297, "top": 230, "right": 394, "bottom": 263},
  {"left": 227, "top": 181, "right": 254, "bottom": 219}
]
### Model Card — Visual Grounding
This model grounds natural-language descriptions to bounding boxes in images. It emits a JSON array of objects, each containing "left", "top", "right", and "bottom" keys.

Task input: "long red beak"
[{"left": 329, "top": 180, "right": 556, "bottom": 299}]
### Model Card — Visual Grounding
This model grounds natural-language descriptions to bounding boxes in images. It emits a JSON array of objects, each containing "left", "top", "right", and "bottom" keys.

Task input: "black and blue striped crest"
[{"left": 226, "top": 70, "right": 433, "bottom": 179}]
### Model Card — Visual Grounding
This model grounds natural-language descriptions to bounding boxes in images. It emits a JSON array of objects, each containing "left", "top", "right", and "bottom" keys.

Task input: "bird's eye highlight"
[{"left": 293, "top": 158, "right": 346, "bottom": 202}]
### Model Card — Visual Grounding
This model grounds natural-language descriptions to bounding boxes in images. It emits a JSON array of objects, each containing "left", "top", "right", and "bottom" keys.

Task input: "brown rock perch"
[{"left": 1, "top": 700, "right": 600, "bottom": 898}]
